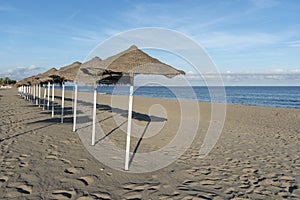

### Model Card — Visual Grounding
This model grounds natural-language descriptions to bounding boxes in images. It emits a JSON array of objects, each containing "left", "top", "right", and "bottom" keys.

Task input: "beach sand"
[{"left": 0, "top": 87, "right": 299, "bottom": 199}]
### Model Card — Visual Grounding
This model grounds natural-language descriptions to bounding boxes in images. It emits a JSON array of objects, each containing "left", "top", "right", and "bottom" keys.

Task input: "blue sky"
[{"left": 0, "top": 0, "right": 300, "bottom": 85}]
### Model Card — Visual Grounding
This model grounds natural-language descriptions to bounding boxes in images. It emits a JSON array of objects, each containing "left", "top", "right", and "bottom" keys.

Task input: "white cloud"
[
  {"left": 28, "top": 65, "right": 43, "bottom": 70},
  {"left": 0, "top": 65, "right": 45, "bottom": 81},
  {"left": 184, "top": 70, "right": 300, "bottom": 85}
]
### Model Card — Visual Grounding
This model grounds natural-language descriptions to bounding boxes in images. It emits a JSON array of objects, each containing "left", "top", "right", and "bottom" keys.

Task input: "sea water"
[{"left": 62, "top": 86, "right": 300, "bottom": 109}]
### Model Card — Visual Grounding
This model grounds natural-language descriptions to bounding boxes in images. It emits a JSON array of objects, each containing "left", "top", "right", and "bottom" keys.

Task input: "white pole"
[
  {"left": 30, "top": 85, "right": 32, "bottom": 100},
  {"left": 26, "top": 86, "right": 29, "bottom": 100},
  {"left": 28, "top": 86, "right": 30, "bottom": 101},
  {"left": 29, "top": 86, "right": 32, "bottom": 101},
  {"left": 43, "top": 86, "right": 46, "bottom": 110},
  {"left": 33, "top": 84, "right": 36, "bottom": 102},
  {"left": 28, "top": 86, "right": 30, "bottom": 100},
  {"left": 125, "top": 76, "right": 134, "bottom": 171},
  {"left": 61, "top": 83, "right": 65, "bottom": 123},
  {"left": 52, "top": 83, "right": 55, "bottom": 117},
  {"left": 38, "top": 84, "right": 41, "bottom": 107},
  {"left": 47, "top": 82, "right": 50, "bottom": 110},
  {"left": 73, "top": 83, "right": 78, "bottom": 132},
  {"left": 26, "top": 86, "right": 28, "bottom": 100},
  {"left": 91, "top": 85, "right": 97, "bottom": 145},
  {"left": 35, "top": 85, "right": 38, "bottom": 105},
  {"left": 32, "top": 86, "right": 34, "bottom": 101}
]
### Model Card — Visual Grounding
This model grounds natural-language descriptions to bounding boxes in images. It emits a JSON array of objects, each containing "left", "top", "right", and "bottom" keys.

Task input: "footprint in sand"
[
  {"left": 91, "top": 192, "right": 111, "bottom": 199},
  {"left": 0, "top": 176, "right": 9, "bottom": 186},
  {"left": 123, "top": 182, "right": 160, "bottom": 192},
  {"left": 45, "top": 155, "right": 58, "bottom": 160},
  {"left": 77, "top": 176, "right": 94, "bottom": 186},
  {"left": 6, "top": 182, "right": 32, "bottom": 195},
  {"left": 16, "top": 184, "right": 32, "bottom": 194},
  {"left": 19, "top": 161, "right": 29, "bottom": 168},
  {"left": 19, "top": 154, "right": 29, "bottom": 159},
  {"left": 52, "top": 189, "right": 76, "bottom": 199},
  {"left": 60, "top": 158, "right": 72, "bottom": 164},
  {"left": 50, "top": 144, "right": 58, "bottom": 149},
  {"left": 123, "top": 183, "right": 146, "bottom": 192},
  {"left": 0, "top": 176, "right": 9, "bottom": 182},
  {"left": 65, "top": 167, "right": 80, "bottom": 174},
  {"left": 49, "top": 151, "right": 60, "bottom": 156}
]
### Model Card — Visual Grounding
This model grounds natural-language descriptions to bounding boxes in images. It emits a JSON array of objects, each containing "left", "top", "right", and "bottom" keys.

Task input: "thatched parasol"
[
  {"left": 36, "top": 67, "right": 59, "bottom": 84},
  {"left": 77, "top": 45, "right": 184, "bottom": 84},
  {"left": 76, "top": 57, "right": 104, "bottom": 85},
  {"left": 77, "top": 45, "right": 185, "bottom": 171},
  {"left": 104, "top": 45, "right": 185, "bottom": 77},
  {"left": 52, "top": 61, "right": 82, "bottom": 82},
  {"left": 16, "top": 76, "right": 36, "bottom": 100}
]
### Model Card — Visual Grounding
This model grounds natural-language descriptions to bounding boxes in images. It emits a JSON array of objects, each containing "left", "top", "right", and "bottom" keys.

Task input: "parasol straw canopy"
[
  {"left": 77, "top": 45, "right": 185, "bottom": 85},
  {"left": 16, "top": 76, "right": 35, "bottom": 86},
  {"left": 102, "top": 45, "right": 185, "bottom": 77},
  {"left": 52, "top": 61, "right": 82, "bottom": 82},
  {"left": 35, "top": 68, "right": 58, "bottom": 84}
]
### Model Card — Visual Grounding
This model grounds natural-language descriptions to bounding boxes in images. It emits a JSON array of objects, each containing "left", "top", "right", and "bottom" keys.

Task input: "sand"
[{"left": 0, "top": 87, "right": 300, "bottom": 199}]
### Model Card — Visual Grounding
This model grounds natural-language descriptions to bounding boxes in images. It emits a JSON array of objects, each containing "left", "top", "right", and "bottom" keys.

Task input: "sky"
[{"left": 0, "top": 0, "right": 300, "bottom": 85}]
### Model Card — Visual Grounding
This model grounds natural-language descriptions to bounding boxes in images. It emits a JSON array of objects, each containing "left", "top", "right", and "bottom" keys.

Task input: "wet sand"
[{"left": 0, "top": 87, "right": 299, "bottom": 199}]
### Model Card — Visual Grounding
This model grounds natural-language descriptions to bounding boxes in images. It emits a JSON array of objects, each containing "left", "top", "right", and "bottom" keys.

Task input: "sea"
[{"left": 63, "top": 86, "right": 300, "bottom": 109}]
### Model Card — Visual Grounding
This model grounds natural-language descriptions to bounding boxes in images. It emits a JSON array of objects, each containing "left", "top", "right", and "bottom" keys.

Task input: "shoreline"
[{"left": 33, "top": 85, "right": 300, "bottom": 110}]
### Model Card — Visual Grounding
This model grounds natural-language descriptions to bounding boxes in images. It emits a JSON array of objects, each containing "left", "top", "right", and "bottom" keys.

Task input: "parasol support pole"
[
  {"left": 38, "top": 84, "right": 41, "bottom": 107},
  {"left": 29, "top": 86, "right": 32, "bottom": 102},
  {"left": 33, "top": 84, "right": 35, "bottom": 102},
  {"left": 73, "top": 82, "right": 78, "bottom": 132},
  {"left": 52, "top": 83, "right": 55, "bottom": 117},
  {"left": 28, "top": 86, "right": 31, "bottom": 101},
  {"left": 91, "top": 84, "right": 97, "bottom": 145},
  {"left": 28, "top": 86, "right": 30, "bottom": 100},
  {"left": 36, "top": 85, "right": 38, "bottom": 105},
  {"left": 61, "top": 82, "right": 65, "bottom": 123},
  {"left": 25, "top": 86, "right": 28, "bottom": 100},
  {"left": 43, "top": 85, "right": 46, "bottom": 110},
  {"left": 26, "top": 86, "right": 28, "bottom": 100},
  {"left": 29, "top": 86, "right": 31, "bottom": 101},
  {"left": 47, "top": 82, "right": 50, "bottom": 110},
  {"left": 125, "top": 75, "right": 134, "bottom": 171}
]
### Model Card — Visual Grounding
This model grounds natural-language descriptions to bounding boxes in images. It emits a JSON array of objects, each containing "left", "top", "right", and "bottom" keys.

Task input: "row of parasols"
[{"left": 15, "top": 45, "right": 185, "bottom": 170}]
